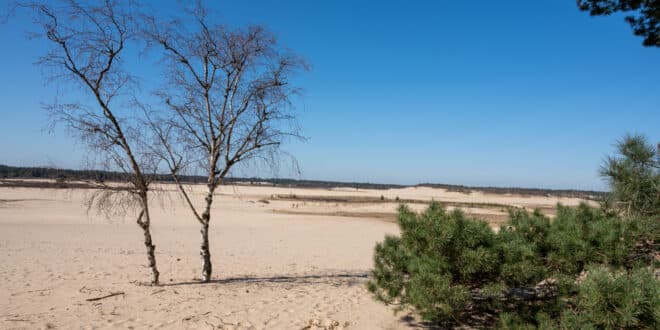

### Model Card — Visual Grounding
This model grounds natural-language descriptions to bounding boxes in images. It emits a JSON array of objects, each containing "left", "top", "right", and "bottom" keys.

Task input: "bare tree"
[
  {"left": 22, "top": 0, "right": 160, "bottom": 284},
  {"left": 142, "top": 5, "right": 306, "bottom": 282}
]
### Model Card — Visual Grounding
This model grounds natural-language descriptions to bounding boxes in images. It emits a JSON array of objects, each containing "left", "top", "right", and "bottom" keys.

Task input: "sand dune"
[{"left": 0, "top": 183, "right": 593, "bottom": 329}]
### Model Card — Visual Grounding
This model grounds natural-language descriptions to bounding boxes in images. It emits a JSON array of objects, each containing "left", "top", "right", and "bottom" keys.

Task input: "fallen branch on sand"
[
  {"left": 151, "top": 289, "right": 166, "bottom": 295},
  {"left": 10, "top": 288, "right": 52, "bottom": 296},
  {"left": 182, "top": 311, "right": 211, "bottom": 321},
  {"left": 85, "top": 292, "right": 125, "bottom": 302}
]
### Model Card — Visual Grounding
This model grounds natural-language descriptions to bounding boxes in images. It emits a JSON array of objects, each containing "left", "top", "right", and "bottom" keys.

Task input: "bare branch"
[
  {"left": 21, "top": 0, "right": 160, "bottom": 285},
  {"left": 140, "top": 3, "right": 307, "bottom": 282}
]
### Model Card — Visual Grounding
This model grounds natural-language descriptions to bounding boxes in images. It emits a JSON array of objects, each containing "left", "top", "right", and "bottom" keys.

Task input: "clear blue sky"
[{"left": 1, "top": 0, "right": 658, "bottom": 190}]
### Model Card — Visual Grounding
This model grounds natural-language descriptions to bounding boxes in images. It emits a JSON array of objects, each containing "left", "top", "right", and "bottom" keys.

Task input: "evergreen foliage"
[
  {"left": 562, "top": 266, "right": 659, "bottom": 329},
  {"left": 577, "top": 0, "right": 660, "bottom": 47},
  {"left": 600, "top": 134, "right": 660, "bottom": 217},
  {"left": 369, "top": 202, "right": 659, "bottom": 328}
]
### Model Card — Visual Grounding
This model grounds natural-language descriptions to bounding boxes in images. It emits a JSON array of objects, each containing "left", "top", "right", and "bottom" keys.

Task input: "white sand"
[{"left": 0, "top": 183, "right": 591, "bottom": 329}]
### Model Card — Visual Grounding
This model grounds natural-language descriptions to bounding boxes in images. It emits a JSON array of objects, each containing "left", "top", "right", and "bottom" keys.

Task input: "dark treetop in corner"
[{"left": 578, "top": 0, "right": 660, "bottom": 46}]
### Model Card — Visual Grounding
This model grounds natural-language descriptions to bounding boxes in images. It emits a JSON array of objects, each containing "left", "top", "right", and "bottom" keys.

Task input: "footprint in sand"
[{"left": 303, "top": 318, "right": 351, "bottom": 330}]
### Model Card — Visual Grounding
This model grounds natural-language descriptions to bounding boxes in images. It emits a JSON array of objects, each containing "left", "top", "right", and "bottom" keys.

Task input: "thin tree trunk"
[
  {"left": 137, "top": 197, "right": 160, "bottom": 285},
  {"left": 200, "top": 220, "right": 212, "bottom": 282},
  {"left": 200, "top": 184, "right": 215, "bottom": 282}
]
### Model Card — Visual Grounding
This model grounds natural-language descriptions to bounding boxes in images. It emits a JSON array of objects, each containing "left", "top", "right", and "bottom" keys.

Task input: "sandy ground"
[{"left": 0, "top": 183, "right": 591, "bottom": 329}]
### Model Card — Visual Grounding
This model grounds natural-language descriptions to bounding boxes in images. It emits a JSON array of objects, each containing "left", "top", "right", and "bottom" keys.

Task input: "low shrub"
[{"left": 369, "top": 202, "right": 659, "bottom": 328}]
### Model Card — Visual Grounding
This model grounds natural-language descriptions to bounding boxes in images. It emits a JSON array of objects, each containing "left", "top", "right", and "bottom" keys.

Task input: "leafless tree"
[
  {"left": 21, "top": 0, "right": 160, "bottom": 284},
  {"left": 142, "top": 4, "right": 306, "bottom": 282}
]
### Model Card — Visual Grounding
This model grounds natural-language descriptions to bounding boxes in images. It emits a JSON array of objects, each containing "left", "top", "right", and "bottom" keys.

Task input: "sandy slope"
[{"left": 0, "top": 184, "right": 591, "bottom": 329}]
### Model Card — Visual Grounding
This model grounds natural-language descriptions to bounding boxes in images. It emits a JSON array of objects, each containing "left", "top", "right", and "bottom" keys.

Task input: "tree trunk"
[
  {"left": 200, "top": 185, "right": 215, "bottom": 282},
  {"left": 138, "top": 198, "right": 160, "bottom": 285},
  {"left": 200, "top": 220, "right": 212, "bottom": 282}
]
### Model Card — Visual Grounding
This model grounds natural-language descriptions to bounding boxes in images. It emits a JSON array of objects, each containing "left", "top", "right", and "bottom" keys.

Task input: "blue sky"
[{"left": 1, "top": 0, "right": 658, "bottom": 190}]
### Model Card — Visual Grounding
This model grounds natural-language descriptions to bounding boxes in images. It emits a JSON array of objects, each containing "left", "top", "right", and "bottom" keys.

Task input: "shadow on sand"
[{"left": 159, "top": 272, "right": 370, "bottom": 287}]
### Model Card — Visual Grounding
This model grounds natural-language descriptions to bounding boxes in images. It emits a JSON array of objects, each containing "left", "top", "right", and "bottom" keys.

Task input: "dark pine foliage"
[
  {"left": 600, "top": 134, "right": 660, "bottom": 217},
  {"left": 369, "top": 202, "right": 659, "bottom": 328},
  {"left": 577, "top": 0, "right": 660, "bottom": 47}
]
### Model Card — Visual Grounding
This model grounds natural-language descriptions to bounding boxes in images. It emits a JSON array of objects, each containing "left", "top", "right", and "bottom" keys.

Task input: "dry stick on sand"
[
  {"left": 151, "top": 289, "right": 166, "bottom": 295},
  {"left": 10, "top": 288, "right": 52, "bottom": 296},
  {"left": 86, "top": 292, "right": 125, "bottom": 302},
  {"left": 182, "top": 311, "right": 211, "bottom": 321}
]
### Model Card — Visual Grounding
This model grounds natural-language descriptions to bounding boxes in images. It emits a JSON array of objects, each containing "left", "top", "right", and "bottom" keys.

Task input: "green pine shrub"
[
  {"left": 497, "top": 209, "right": 550, "bottom": 287},
  {"left": 369, "top": 202, "right": 659, "bottom": 328},
  {"left": 368, "top": 204, "right": 499, "bottom": 322},
  {"left": 600, "top": 134, "right": 660, "bottom": 217},
  {"left": 545, "top": 204, "right": 637, "bottom": 275},
  {"left": 563, "top": 266, "right": 659, "bottom": 329}
]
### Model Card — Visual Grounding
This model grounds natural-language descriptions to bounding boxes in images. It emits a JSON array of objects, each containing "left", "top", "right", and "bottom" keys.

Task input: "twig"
[
  {"left": 10, "top": 288, "right": 52, "bottom": 296},
  {"left": 86, "top": 291, "right": 125, "bottom": 301},
  {"left": 182, "top": 311, "right": 211, "bottom": 321}
]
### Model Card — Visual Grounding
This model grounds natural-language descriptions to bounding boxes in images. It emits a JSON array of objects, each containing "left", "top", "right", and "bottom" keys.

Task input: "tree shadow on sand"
[
  {"left": 398, "top": 315, "right": 443, "bottom": 329},
  {"left": 398, "top": 308, "right": 499, "bottom": 329},
  {"left": 159, "top": 272, "right": 370, "bottom": 288}
]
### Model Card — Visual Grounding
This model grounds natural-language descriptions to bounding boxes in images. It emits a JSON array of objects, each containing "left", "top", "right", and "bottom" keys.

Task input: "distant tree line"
[
  {"left": 417, "top": 183, "right": 606, "bottom": 199},
  {"left": 0, "top": 164, "right": 606, "bottom": 198}
]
